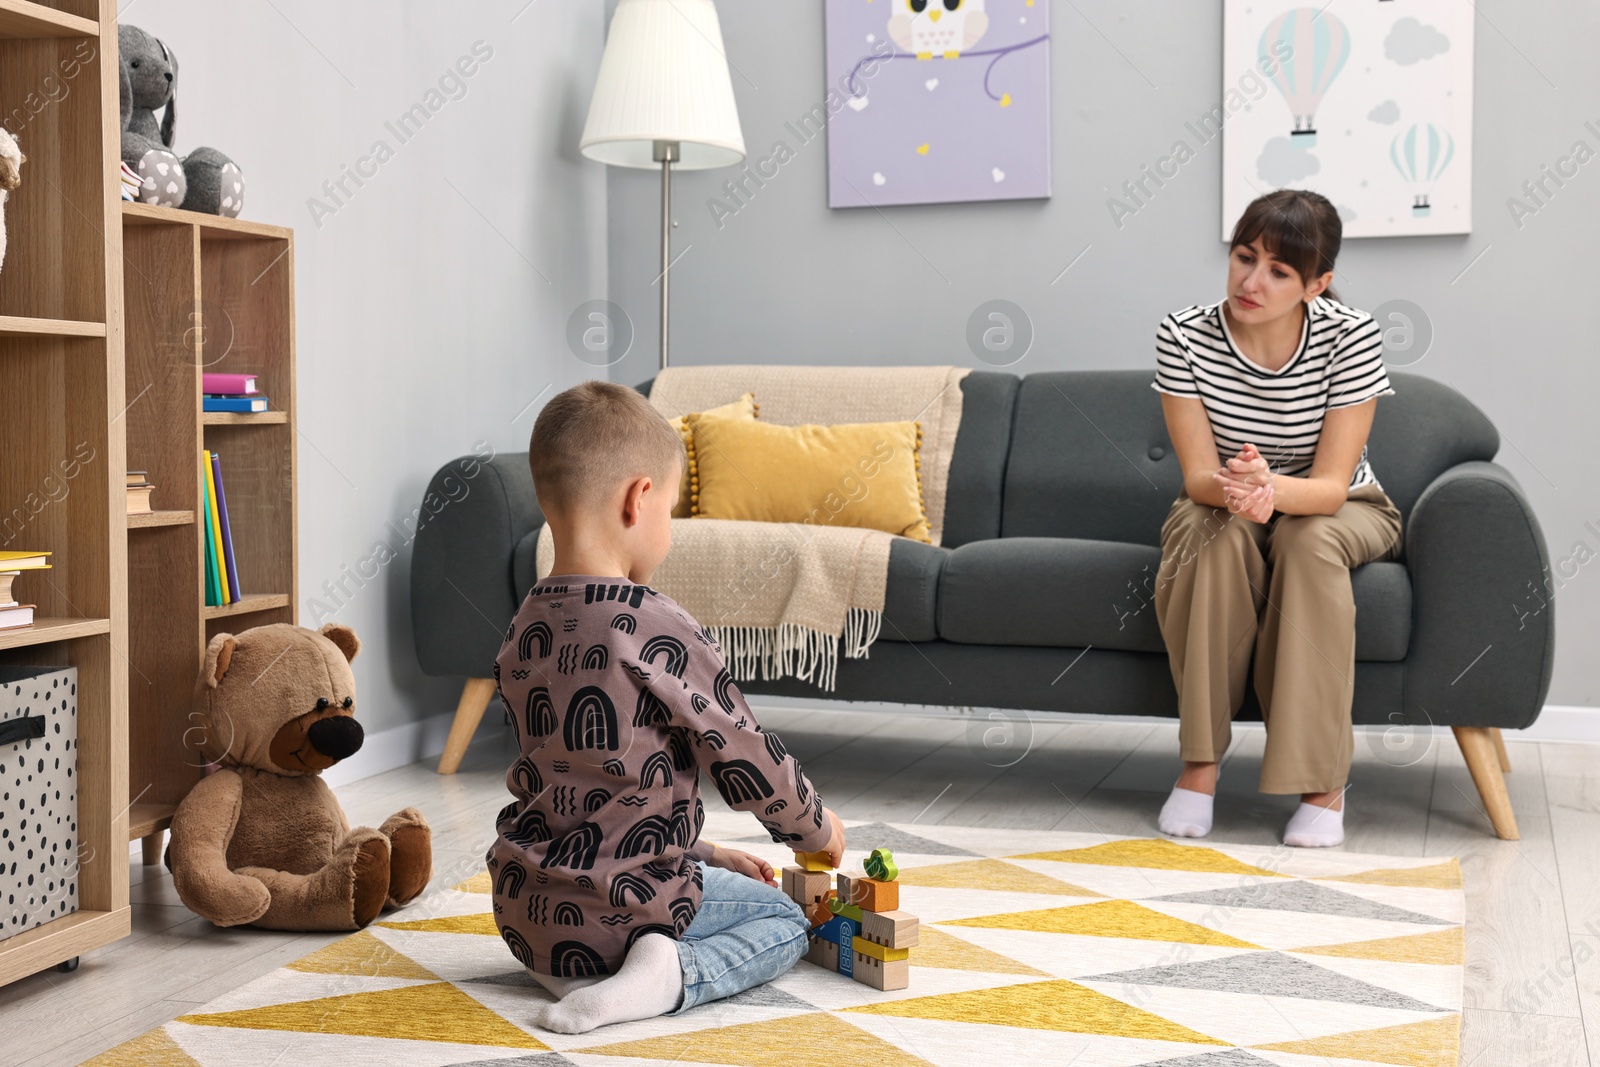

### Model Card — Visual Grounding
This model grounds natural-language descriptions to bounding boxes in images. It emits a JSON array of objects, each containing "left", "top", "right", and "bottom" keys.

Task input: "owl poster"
[
  {"left": 824, "top": 0, "right": 1051, "bottom": 208},
  {"left": 1221, "top": 2, "right": 1474, "bottom": 238}
]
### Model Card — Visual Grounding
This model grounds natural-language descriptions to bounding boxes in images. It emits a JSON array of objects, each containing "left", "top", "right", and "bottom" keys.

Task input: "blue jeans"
[{"left": 668, "top": 862, "right": 811, "bottom": 1014}]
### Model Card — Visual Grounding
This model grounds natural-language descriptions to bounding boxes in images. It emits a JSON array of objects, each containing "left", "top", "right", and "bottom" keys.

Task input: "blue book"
[{"left": 203, "top": 396, "right": 269, "bottom": 413}]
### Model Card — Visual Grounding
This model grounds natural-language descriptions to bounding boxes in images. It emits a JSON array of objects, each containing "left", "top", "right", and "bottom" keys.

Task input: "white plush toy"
[{"left": 0, "top": 128, "right": 23, "bottom": 273}]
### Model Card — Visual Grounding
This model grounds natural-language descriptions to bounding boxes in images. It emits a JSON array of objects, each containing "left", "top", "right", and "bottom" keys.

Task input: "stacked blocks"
[{"left": 783, "top": 846, "right": 918, "bottom": 991}]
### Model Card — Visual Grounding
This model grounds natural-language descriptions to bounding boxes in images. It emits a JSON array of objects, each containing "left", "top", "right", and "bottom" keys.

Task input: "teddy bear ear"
[
  {"left": 318, "top": 623, "right": 360, "bottom": 664},
  {"left": 203, "top": 632, "right": 236, "bottom": 688}
]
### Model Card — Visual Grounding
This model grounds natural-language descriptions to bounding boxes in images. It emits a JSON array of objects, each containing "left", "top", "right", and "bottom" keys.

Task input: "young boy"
[{"left": 490, "top": 380, "right": 846, "bottom": 1034}]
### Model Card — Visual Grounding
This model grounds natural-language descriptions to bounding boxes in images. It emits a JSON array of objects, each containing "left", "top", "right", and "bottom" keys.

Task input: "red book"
[{"left": 201, "top": 373, "right": 258, "bottom": 395}]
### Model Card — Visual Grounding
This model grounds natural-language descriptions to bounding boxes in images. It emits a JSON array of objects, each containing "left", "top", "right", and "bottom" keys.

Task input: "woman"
[{"left": 1150, "top": 188, "right": 1403, "bottom": 848}]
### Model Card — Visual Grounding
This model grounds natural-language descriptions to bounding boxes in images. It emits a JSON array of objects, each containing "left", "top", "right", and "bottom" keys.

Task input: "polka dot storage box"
[{"left": 0, "top": 666, "right": 77, "bottom": 942}]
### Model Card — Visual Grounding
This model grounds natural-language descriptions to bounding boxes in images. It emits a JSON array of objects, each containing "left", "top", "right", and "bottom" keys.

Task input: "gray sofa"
[{"left": 410, "top": 370, "right": 1554, "bottom": 838}]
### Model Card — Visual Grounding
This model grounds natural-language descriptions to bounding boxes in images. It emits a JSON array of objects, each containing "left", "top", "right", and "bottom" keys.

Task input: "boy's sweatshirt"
[{"left": 489, "top": 574, "right": 832, "bottom": 977}]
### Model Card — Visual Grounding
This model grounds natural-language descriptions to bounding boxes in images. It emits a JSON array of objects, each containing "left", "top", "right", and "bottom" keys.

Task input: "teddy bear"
[
  {"left": 0, "top": 125, "right": 22, "bottom": 272},
  {"left": 167, "top": 622, "right": 432, "bottom": 930},
  {"left": 119, "top": 23, "right": 245, "bottom": 217}
]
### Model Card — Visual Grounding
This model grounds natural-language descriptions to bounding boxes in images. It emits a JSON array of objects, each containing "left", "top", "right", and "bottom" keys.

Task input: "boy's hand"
[
  {"left": 809, "top": 807, "right": 846, "bottom": 868},
  {"left": 708, "top": 844, "right": 777, "bottom": 887}
]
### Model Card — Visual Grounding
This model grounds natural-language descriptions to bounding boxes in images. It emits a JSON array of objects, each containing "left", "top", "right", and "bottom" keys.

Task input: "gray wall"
[
  {"left": 607, "top": 3, "right": 1600, "bottom": 713},
  {"left": 126, "top": 1, "right": 607, "bottom": 751}
]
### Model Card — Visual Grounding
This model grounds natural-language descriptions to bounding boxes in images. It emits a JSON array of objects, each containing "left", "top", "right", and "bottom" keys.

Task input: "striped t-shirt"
[{"left": 1152, "top": 295, "right": 1394, "bottom": 491}]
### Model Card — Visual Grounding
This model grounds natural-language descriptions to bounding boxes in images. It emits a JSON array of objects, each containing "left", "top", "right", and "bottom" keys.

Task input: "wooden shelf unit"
[
  {"left": 0, "top": 0, "right": 130, "bottom": 985},
  {"left": 120, "top": 201, "right": 298, "bottom": 872}
]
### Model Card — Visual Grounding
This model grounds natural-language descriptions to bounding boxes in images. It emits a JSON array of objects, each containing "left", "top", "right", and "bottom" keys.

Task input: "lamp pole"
[{"left": 653, "top": 139, "right": 679, "bottom": 370}]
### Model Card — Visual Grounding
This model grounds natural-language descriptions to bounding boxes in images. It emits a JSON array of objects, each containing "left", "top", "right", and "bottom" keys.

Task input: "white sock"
[
  {"left": 1159, "top": 786, "right": 1214, "bottom": 838},
  {"left": 527, "top": 969, "right": 603, "bottom": 1000},
  {"left": 534, "top": 933, "right": 684, "bottom": 1034},
  {"left": 1284, "top": 799, "right": 1345, "bottom": 848}
]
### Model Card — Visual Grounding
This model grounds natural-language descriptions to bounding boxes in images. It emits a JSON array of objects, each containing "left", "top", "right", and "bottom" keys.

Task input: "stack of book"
[
  {"left": 202, "top": 450, "right": 242, "bottom": 608},
  {"left": 0, "top": 550, "right": 51, "bottom": 632},
  {"left": 126, "top": 470, "right": 155, "bottom": 515},
  {"left": 119, "top": 160, "right": 143, "bottom": 202},
  {"left": 203, "top": 372, "right": 270, "bottom": 414}
]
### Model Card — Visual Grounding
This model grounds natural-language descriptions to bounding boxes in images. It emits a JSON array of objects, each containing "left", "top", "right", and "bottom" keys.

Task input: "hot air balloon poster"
[
  {"left": 824, "top": 0, "right": 1051, "bottom": 208},
  {"left": 1221, "top": 2, "right": 1473, "bottom": 239}
]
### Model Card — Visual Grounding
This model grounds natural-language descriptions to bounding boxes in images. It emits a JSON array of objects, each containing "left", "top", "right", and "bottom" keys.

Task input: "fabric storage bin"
[{"left": 0, "top": 666, "right": 78, "bottom": 942}]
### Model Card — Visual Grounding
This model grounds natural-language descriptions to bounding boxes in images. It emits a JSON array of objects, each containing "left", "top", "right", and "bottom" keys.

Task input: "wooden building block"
[
  {"left": 806, "top": 889, "right": 838, "bottom": 928},
  {"left": 837, "top": 869, "right": 864, "bottom": 904},
  {"left": 852, "top": 935, "right": 910, "bottom": 962},
  {"left": 813, "top": 913, "right": 856, "bottom": 946},
  {"left": 855, "top": 877, "right": 898, "bottom": 912},
  {"left": 865, "top": 847, "right": 899, "bottom": 881},
  {"left": 797, "top": 850, "right": 835, "bottom": 872},
  {"left": 795, "top": 868, "right": 832, "bottom": 905},
  {"left": 853, "top": 954, "right": 910, "bottom": 991},
  {"left": 805, "top": 936, "right": 838, "bottom": 971},
  {"left": 860, "top": 909, "right": 919, "bottom": 948}
]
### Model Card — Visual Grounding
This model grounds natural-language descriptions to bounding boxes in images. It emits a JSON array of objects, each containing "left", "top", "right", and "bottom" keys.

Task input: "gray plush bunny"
[{"left": 119, "top": 24, "right": 245, "bottom": 217}]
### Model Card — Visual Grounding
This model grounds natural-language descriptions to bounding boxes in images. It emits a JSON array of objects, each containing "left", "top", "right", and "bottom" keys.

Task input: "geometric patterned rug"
[{"left": 84, "top": 813, "right": 1463, "bottom": 1067}]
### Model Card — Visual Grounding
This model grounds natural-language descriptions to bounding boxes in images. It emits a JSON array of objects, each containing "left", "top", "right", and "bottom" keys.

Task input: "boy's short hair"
[{"left": 529, "top": 380, "right": 686, "bottom": 514}]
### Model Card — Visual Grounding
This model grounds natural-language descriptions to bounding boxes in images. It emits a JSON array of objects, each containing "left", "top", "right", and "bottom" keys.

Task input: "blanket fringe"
[{"left": 707, "top": 607, "right": 882, "bottom": 692}]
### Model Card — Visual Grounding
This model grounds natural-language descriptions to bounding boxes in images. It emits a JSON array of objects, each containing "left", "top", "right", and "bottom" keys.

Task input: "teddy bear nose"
[
  {"left": 164, "top": 72, "right": 172, "bottom": 82},
  {"left": 307, "top": 715, "right": 364, "bottom": 761}
]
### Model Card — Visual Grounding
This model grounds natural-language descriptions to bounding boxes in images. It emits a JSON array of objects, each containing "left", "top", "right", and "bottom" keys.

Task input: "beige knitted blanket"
[{"left": 536, "top": 364, "right": 970, "bottom": 690}]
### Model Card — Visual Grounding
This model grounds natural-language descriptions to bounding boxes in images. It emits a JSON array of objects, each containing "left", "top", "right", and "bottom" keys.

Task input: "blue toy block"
[{"left": 813, "top": 914, "right": 855, "bottom": 947}]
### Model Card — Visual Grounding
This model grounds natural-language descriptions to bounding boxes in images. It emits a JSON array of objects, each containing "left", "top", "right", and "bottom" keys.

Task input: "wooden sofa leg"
[
  {"left": 1452, "top": 726, "right": 1520, "bottom": 840},
  {"left": 141, "top": 829, "right": 164, "bottom": 866},
  {"left": 1490, "top": 727, "right": 1511, "bottom": 773},
  {"left": 437, "top": 678, "right": 497, "bottom": 775}
]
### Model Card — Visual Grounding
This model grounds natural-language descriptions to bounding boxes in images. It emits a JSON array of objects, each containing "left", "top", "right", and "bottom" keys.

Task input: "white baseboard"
[
  {"left": 259, "top": 696, "right": 1600, "bottom": 801},
  {"left": 320, "top": 707, "right": 464, "bottom": 789}
]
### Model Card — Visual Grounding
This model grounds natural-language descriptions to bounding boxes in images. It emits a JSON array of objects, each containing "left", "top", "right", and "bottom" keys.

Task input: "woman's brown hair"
[{"left": 1228, "top": 189, "right": 1343, "bottom": 304}]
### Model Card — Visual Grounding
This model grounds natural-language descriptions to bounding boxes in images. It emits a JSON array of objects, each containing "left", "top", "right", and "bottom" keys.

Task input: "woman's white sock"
[
  {"left": 534, "top": 932, "right": 684, "bottom": 1034},
  {"left": 1159, "top": 786, "right": 1215, "bottom": 838},
  {"left": 1284, "top": 800, "right": 1345, "bottom": 848}
]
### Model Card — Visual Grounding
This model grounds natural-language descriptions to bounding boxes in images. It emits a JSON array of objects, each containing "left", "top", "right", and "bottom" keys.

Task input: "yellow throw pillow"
[
  {"left": 668, "top": 393, "right": 757, "bottom": 517},
  {"left": 688, "top": 413, "right": 930, "bottom": 542}
]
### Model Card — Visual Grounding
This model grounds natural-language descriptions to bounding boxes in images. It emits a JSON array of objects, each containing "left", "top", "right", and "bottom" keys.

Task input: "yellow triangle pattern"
[
  {"left": 1325, "top": 860, "right": 1464, "bottom": 890},
  {"left": 580, "top": 1010, "right": 936, "bottom": 1066},
  {"left": 377, "top": 912, "right": 499, "bottom": 936},
  {"left": 943, "top": 898, "right": 1259, "bottom": 948},
  {"left": 895, "top": 857, "right": 1104, "bottom": 897},
  {"left": 1295, "top": 925, "right": 1464, "bottom": 966},
  {"left": 843, "top": 978, "right": 1226, "bottom": 1045},
  {"left": 911, "top": 925, "right": 1051, "bottom": 976},
  {"left": 286, "top": 929, "right": 439, "bottom": 980},
  {"left": 1254, "top": 1013, "right": 1460, "bottom": 1066},
  {"left": 81, "top": 1027, "right": 202, "bottom": 1067},
  {"left": 179, "top": 981, "right": 548, "bottom": 1050},
  {"left": 452, "top": 870, "right": 492, "bottom": 893},
  {"left": 1009, "top": 838, "right": 1287, "bottom": 877}
]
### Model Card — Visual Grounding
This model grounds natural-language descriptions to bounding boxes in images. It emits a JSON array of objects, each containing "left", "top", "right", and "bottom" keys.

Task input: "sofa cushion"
[
  {"left": 936, "top": 537, "right": 1412, "bottom": 661},
  {"left": 941, "top": 372, "right": 1020, "bottom": 548},
  {"left": 513, "top": 527, "right": 540, "bottom": 603}
]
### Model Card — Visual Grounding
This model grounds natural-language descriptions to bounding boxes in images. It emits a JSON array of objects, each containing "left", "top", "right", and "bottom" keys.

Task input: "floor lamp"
[{"left": 580, "top": 0, "right": 746, "bottom": 370}]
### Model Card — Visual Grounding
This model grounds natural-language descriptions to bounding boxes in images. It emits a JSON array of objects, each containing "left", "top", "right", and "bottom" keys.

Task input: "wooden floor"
[{"left": 5, "top": 707, "right": 1598, "bottom": 1065}]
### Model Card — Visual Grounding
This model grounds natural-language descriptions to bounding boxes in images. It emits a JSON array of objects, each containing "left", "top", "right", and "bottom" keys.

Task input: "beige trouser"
[{"left": 1152, "top": 483, "right": 1404, "bottom": 794}]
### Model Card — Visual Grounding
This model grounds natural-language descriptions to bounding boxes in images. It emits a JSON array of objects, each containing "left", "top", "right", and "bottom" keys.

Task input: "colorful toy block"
[
  {"left": 852, "top": 954, "right": 910, "bottom": 991},
  {"left": 864, "top": 847, "right": 898, "bottom": 881},
  {"left": 806, "top": 889, "right": 838, "bottom": 928},
  {"left": 797, "top": 850, "right": 834, "bottom": 872},
  {"left": 852, "top": 935, "right": 910, "bottom": 963},
  {"left": 826, "top": 897, "right": 864, "bottom": 922},
  {"left": 853, "top": 877, "right": 898, "bottom": 913},
  {"left": 836, "top": 870, "right": 860, "bottom": 905},
  {"left": 859, "top": 908, "right": 919, "bottom": 949},
  {"left": 811, "top": 913, "right": 855, "bottom": 946}
]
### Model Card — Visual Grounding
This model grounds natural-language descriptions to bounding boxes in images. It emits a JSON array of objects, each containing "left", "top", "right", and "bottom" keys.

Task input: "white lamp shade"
[{"left": 580, "top": 0, "right": 746, "bottom": 170}]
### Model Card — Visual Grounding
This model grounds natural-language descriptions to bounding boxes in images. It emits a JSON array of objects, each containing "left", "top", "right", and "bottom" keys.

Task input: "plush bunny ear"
[
  {"left": 118, "top": 52, "right": 132, "bottom": 132},
  {"left": 203, "top": 632, "right": 236, "bottom": 687},
  {"left": 159, "top": 38, "right": 177, "bottom": 147},
  {"left": 318, "top": 623, "right": 360, "bottom": 664}
]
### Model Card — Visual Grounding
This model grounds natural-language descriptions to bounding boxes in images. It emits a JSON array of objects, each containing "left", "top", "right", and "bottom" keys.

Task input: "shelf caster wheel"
[{"left": 56, "top": 956, "right": 80, "bottom": 973}]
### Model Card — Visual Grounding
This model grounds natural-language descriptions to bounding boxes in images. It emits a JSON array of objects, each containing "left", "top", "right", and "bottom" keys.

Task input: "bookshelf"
[
  {"left": 121, "top": 202, "right": 297, "bottom": 867},
  {"left": 0, "top": 0, "right": 130, "bottom": 985}
]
